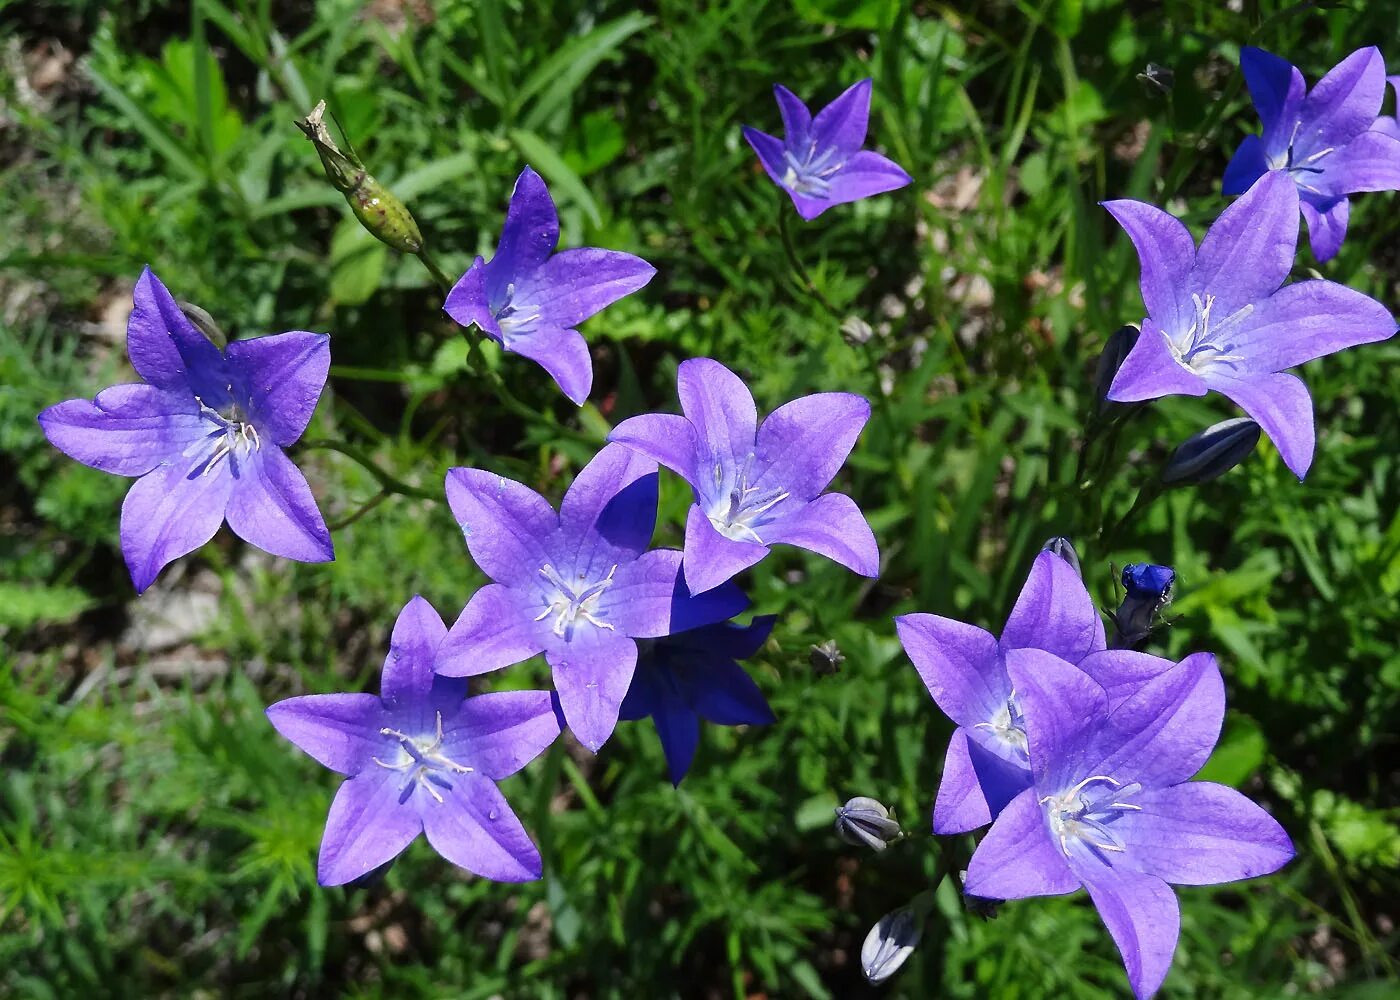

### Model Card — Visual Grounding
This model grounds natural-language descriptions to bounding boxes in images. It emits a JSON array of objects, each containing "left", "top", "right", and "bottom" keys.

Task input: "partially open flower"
[{"left": 834, "top": 796, "right": 902, "bottom": 851}]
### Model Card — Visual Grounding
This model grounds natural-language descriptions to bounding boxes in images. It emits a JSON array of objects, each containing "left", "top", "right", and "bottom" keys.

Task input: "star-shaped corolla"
[
  {"left": 898, "top": 550, "right": 1116, "bottom": 834},
  {"left": 963, "top": 650, "right": 1293, "bottom": 1000},
  {"left": 619, "top": 616, "right": 777, "bottom": 786},
  {"left": 266, "top": 596, "right": 563, "bottom": 886},
  {"left": 1104, "top": 170, "right": 1396, "bottom": 479},
  {"left": 443, "top": 166, "right": 656, "bottom": 404},
  {"left": 38, "top": 267, "right": 334, "bottom": 592},
  {"left": 741, "top": 79, "right": 912, "bottom": 220},
  {"left": 608, "top": 357, "right": 879, "bottom": 595},
  {"left": 435, "top": 444, "right": 747, "bottom": 753},
  {"left": 1223, "top": 46, "right": 1400, "bottom": 262}
]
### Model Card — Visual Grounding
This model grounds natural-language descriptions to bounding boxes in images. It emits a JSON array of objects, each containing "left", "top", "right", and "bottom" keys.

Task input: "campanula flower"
[
  {"left": 1223, "top": 46, "right": 1400, "bottom": 262},
  {"left": 435, "top": 444, "right": 746, "bottom": 752},
  {"left": 741, "top": 79, "right": 912, "bottom": 220},
  {"left": 619, "top": 616, "right": 776, "bottom": 785},
  {"left": 1111, "top": 563, "right": 1176, "bottom": 648},
  {"left": 896, "top": 550, "right": 1107, "bottom": 834},
  {"left": 963, "top": 650, "right": 1293, "bottom": 999},
  {"left": 1104, "top": 171, "right": 1396, "bottom": 479},
  {"left": 266, "top": 596, "right": 562, "bottom": 886},
  {"left": 38, "top": 268, "right": 333, "bottom": 592},
  {"left": 608, "top": 357, "right": 879, "bottom": 595},
  {"left": 444, "top": 166, "right": 655, "bottom": 404}
]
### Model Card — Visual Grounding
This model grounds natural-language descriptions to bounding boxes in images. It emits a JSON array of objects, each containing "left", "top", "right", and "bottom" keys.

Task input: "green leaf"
[
  {"left": 329, "top": 217, "right": 386, "bottom": 306},
  {"left": 1195, "top": 713, "right": 1267, "bottom": 788},
  {"left": 0, "top": 583, "right": 95, "bottom": 630},
  {"left": 794, "top": 792, "right": 839, "bottom": 833},
  {"left": 515, "top": 13, "right": 651, "bottom": 131},
  {"left": 792, "top": 0, "right": 899, "bottom": 30}
]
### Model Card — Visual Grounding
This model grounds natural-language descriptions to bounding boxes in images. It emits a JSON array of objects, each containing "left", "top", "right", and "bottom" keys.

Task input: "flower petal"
[
  {"left": 1221, "top": 135, "right": 1270, "bottom": 196},
  {"left": 1000, "top": 550, "right": 1105, "bottom": 664},
  {"left": 1106, "top": 318, "right": 1209, "bottom": 403},
  {"left": 608, "top": 547, "right": 745, "bottom": 638},
  {"left": 38, "top": 384, "right": 204, "bottom": 477},
  {"left": 673, "top": 615, "right": 775, "bottom": 660},
  {"left": 493, "top": 166, "right": 559, "bottom": 277},
  {"left": 1324, "top": 129, "right": 1400, "bottom": 194},
  {"left": 1077, "top": 649, "right": 1177, "bottom": 708},
  {"left": 754, "top": 391, "right": 870, "bottom": 499},
  {"left": 1191, "top": 171, "right": 1299, "bottom": 314},
  {"left": 811, "top": 78, "right": 872, "bottom": 157},
  {"left": 1081, "top": 869, "right": 1180, "bottom": 1000},
  {"left": 895, "top": 613, "right": 1004, "bottom": 730},
  {"left": 549, "top": 628, "right": 637, "bottom": 752},
  {"left": 1004, "top": 647, "right": 1108, "bottom": 789},
  {"left": 1093, "top": 652, "right": 1224, "bottom": 787},
  {"left": 437, "top": 583, "right": 549, "bottom": 677},
  {"left": 649, "top": 679, "right": 702, "bottom": 786},
  {"left": 443, "top": 256, "right": 501, "bottom": 338},
  {"left": 682, "top": 502, "right": 769, "bottom": 595},
  {"left": 1299, "top": 196, "right": 1350, "bottom": 264},
  {"left": 317, "top": 772, "right": 422, "bottom": 887},
  {"left": 420, "top": 773, "right": 542, "bottom": 882},
  {"left": 1239, "top": 47, "right": 1307, "bottom": 156},
  {"left": 266, "top": 693, "right": 385, "bottom": 775},
  {"left": 609, "top": 412, "right": 699, "bottom": 481},
  {"left": 773, "top": 84, "right": 811, "bottom": 142},
  {"left": 759, "top": 492, "right": 879, "bottom": 577},
  {"left": 680, "top": 654, "right": 775, "bottom": 727},
  {"left": 560, "top": 444, "right": 659, "bottom": 571},
  {"left": 224, "top": 445, "right": 333, "bottom": 564},
  {"left": 506, "top": 323, "right": 594, "bottom": 405},
  {"left": 127, "top": 268, "right": 194, "bottom": 391},
  {"left": 933, "top": 728, "right": 1032, "bottom": 835},
  {"left": 531, "top": 248, "right": 655, "bottom": 329},
  {"left": 1102, "top": 199, "right": 1196, "bottom": 335},
  {"left": 1115, "top": 781, "right": 1295, "bottom": 886},
  {"left": 963, "top": 788, "right": 1079, "bottom": 900},
  {"left": 1297, "top": 46, "right": 1385, "bottom": 156},
  {"left": 824, "top": 150, "right": 912, "bottom": 206},
  {"left": 677, "top": 358, "right": 759, "bottom": 474},
  {"left": 444, "top": 466, "right": 558, "bottom": 587},
  {"left": 224, "top": 331, "right": 329, "bottom": 446},
  {"left": 742, "top": 126, "right": 794, "bottom": 196},
  {"left": 378, "top": 595, "right": 447, "bottom": 707},
  {"left": 442, "top": 690, "right": 562, "bottom": 781},
  {"left": 1231, "top": 277, "right": 1394, "bottom": 372},
  {"left": 121, "top": 459, "right": 233, "bottom": 593},
  {"left": 1203, "top": 371, "right": 1314, "bottom": 480}
]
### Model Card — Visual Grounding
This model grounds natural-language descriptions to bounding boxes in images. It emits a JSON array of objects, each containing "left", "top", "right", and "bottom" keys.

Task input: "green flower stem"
[{"left": 301, "top": 439, "right": 439, "bottom": 501}]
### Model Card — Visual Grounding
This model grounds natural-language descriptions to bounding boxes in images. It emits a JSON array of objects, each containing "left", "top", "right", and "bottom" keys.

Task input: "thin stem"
[
  {"left": 328, "top": 490, "right": 391, "bottom": 531},
  {"left": 416, "top": 245, "right": 455, "bottom": 297},
  {"left": 301, "top": 439, "right": 438, "bottom": 501}
]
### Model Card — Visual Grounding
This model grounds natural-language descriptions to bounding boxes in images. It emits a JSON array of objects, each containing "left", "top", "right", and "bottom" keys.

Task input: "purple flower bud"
[
  {"left": 834, "top": 796, "right": 902, "bottom": 851},
  {"left": 861, "top": 905, "right": 922, "bottom": 984},
  {"left": 1094, "top": 324, "right": 1140, "bottom": 412},
  {"left": 1040, "top": 536, "right": 1081, "bottom": 577},
  {"left": 1112, "top": 563, "right": 1175, "bottom": 647},
  {"left": 1161, "top": 418, "right": 1261, "bottom": 486}
]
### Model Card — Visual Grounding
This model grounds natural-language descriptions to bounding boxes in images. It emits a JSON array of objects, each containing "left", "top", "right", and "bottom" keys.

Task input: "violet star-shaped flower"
[
  {"left": 963, "top": 649, "right": 1294, "bottom": 999},
  {"left": 443, "top": 166, "right": 656, "bottom": 404},
  {"left": 741, "top": 79, "right": 912, "bottom": 220},
  {"left": 1223, "top": 46, "right": 1400, "bottom": 262},
  {"left": 897, "top": 550, "right": 1110, "bottom": 834},
  {"left": 38, "top": 267, "right": 333, "bottom": 593},
  {"left": 435, "top": 443, "right": 747, "bottom": 753},
  {"left": 619, "top": 615, "right": 777, "bottom": 785},
  {"left": 266, "top": 596, "right": 562, "bottom": 886},
  {"left": 1104, "top": 170, "right": 1396, "bottom": 479},
  {"left": 608, "top": 357, "right": 879, "bottom": 595}
]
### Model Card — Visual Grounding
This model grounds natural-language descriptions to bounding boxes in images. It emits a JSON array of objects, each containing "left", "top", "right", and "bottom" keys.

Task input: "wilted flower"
[
  {"left": 619, "top": 617, "right": 777, "bottom": 785},
  {"left": 1104, "top": 171, "right": 1396, "bottom": 479},
  {"left": 1223, "top": 47, "right": 1400, "bottom": 262},
  {"left": 834, "top": 796, "right": 902, "bottom": 851},
  {"left": 444, "top": 167, "right": 655, "bottom": 404},
  {"left": 38, "top": 268, "right": 334, "bottom": 592},
  {"left": 742, "top": 79, "right": 912, "bottom": 220},
  {"left": 266, "top": 597, "right": 563, "bottom": 885},
  {"left": 1161, "top": 418, "right": 1261, "bottom": 486},
  {"left": 1112, "top": 563, "right": 1176, "bottom": 647},
  {"left": 861, "top": 904, "right": 923, "bottom": 984},
  {"left": 609, "top": 357, "right": 879, "bottom": 595},
  {"left": 434, "top": 444, "right": 746, "bottom": 752},
  {"left": 963, "top": 650, "right": 1293, "bottom": 999},
  {"left": 1041, "top": 536, "right": 1081, "bottom": 576}
]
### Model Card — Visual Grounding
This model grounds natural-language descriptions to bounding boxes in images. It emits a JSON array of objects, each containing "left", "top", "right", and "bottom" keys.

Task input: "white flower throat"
[
  {"left": 190, "top": 393, "right": 261, "bottom": 476},
  {"left": 535, "top": 562, "right": 618, "bottom": 640},
  {"left": 1042, "top": 775, "right": 1143, "bottom": 858},
  {"left": 493, "top": 281, "right": 541, "bottom": 343},
  {"left": 374, "top": 711, "right": 474, "bottom": 805},
  {"left": 782, "top": 139, "right": 846, "bottom": 198},
  {"left": 706, "top": 453, "right": 789, "bottom": 544},
  {"left": 975, "top": 692, "right": 1029, "bottom": 760},
  {"left": 1169, "top": 293, "right": 1252, "bottom": 373}
]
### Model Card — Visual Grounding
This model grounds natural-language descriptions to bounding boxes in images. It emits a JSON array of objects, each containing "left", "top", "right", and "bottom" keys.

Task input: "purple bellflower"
[
  {"left": 896, "top": 550, "right": 1109, "bottom": 834},
  {"left": 1104, "top": 170, "right": 1396, "bottom": 479},
  {"left": 608, "top": 357, "right": 879, "bottom": 595},
  {"left": 444, "top": 166, "right": 656, "bottom": 404},
  {"left": 1223, "top": 46, "right": 1400, "bottom": 262},
  {"left": 266, "top": 596, "right": 562, "bottom": 886},
  {"left": 963, "top": 649, "right": 1294, "bottom": 999},
  {"left": 619, "top": 615, "right": 777, "bottom": 785},
  {"left": 435, "top": 444, "right": 748, "bottom": 753},
  {"left": 741, "top": 79, "right": 912, "bottom": 220},
  {"left": 38, "top": 267, "right": 333, "bottom": 593}
]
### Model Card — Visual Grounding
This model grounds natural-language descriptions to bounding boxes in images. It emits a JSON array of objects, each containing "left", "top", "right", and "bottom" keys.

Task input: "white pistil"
[
  {"left": 707, "top": 452, "right": 789, "bottom": 544},
  {"left": 374, "top": 711, "right": 473, "bottom": 805},
  {"left": 1041, "top": 774, "right": 1140, "bottom": 858},
  {"left": 536, "top": 563, "right": 618, "bottom": 639}
]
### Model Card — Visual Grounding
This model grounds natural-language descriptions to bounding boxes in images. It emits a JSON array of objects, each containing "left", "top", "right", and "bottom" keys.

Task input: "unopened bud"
[
  {"left": 1094, "top": 324, "right": 1139, "bottom": 412},
  {"left": 1041, "top": 536, "right": 1081, "bottom": 577},
  {"left": 809, "top": 640, "right": 845, "bottom": 676},
  {"left": 178, "top": 301, "right": 226, "bottom": 349},
  {"left": 835, "top": 796, "right": 902, "bottom": 851},
  {"left": 1137, "top": 63, "right": 1175, "bottom": 95},
  {"left": 841, "top": 315, "right": 874, "bottom": 345},
  {"left": 1161, "top": 418, "right": 1260, "bottom": 486},
  {"left": 1111, "top": 563, "right": 1175, "bottom": 647},
  {"left": 861, "top": 905, "right": 922, "bottom": 984},
  {"left": 296, "top": 100, "right": 424, "bottom": 255}
]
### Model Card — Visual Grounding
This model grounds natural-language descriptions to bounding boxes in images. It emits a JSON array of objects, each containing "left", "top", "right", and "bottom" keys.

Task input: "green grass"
[{"left": 2, "top": 0, "right": 1399, "bottom": 995}]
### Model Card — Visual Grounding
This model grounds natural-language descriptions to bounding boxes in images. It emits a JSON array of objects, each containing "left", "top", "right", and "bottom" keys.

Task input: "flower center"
[
  {"left": 974, "top": 692, "right": 1028, "bottom": 760},
  {"left": 534, "top": 562, "right": 618, "bottom": 640},
  {"left": 189, "top": 394, "right": 261, "bottom": 477},
  {"left": 374, "top": 711, "right": 474, "bottom": 805},
  {"left": 493, "top": 281, "right": 541, "bottom": 344},
  {"left": 1041, "top": 775, "right": 1142, "bottom": 858},
  {"left": 1268, "top": 121, "right": 1335, "bottom": 196},
  {"left": 781, "top": 139, "right": 846, "bottom": 198},
  {"left": 705, "top": 453, "right": 790, "bottom": 544},
  {"left": 1168, "top": 293, "right": 1252, "bottom": 373}
]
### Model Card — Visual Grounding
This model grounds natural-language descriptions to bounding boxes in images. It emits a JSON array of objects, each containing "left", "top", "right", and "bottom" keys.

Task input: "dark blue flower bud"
[
  {"left": 1041, "top": 536, "right": 1081, "bottom": 576},
  {"left": 835, "top": 796, "right": 902, "bottom": 851},
  {"left": 1094, "top": 324, "right": 1140, "bottom": 412},
  {"left": 1161, "top": 418, "right": 1261, "bottom": 486},
  {"left": 861, "top": 905, "right": 922, "bottom": 984},
  {"left": 1112, "top": 563, "right": 1175, "bottom": 647}
]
